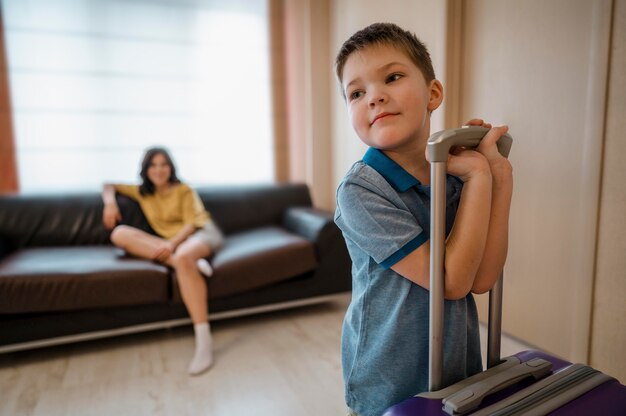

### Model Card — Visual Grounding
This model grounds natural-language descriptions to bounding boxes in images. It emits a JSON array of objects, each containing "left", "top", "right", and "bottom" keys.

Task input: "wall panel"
[
  {"left": 459, "top": 0, "right": 610, "bottom": 363},
  {"left": 591, "top": 0, "right": 626, "bottom": 382}
]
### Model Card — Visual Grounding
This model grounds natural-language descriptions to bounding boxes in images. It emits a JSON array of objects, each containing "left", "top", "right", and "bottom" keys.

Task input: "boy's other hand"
[
  {"left": 464, "top": 118, "right": 492, "bottom": 130},
  {"left": 476, "top": 125, "right": 509, "bottom": 163},
  {"left": 447, "top": 147, "right": 491, "bottom": 183},
  {"left": 477, "top": 125, "right": 512, "bottom": 180},
  {"left": 463, "top": 119, "right": 512, "bottom": 180}
]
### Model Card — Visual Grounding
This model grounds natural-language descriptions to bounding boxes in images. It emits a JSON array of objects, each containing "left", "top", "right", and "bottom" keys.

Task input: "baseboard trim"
[{"left": 0, "top": 292, "right": 351, "bottom": 354}]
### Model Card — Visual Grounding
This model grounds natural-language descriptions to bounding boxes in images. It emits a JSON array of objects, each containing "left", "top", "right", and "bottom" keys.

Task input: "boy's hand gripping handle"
[
  {"left": 427, "top": 126, "right": 513, "bottom": 392},
  {"left": 426, "top": 126, "right": 513, "bottom": 162}
]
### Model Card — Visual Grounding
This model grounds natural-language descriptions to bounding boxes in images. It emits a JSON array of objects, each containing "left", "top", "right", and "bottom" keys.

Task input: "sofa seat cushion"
[
  {"left": 173, "top": 226, "right": 317, "bottom": 301},
  {"left": 0, "top": 247, "right": 170, "bottom": 314}
]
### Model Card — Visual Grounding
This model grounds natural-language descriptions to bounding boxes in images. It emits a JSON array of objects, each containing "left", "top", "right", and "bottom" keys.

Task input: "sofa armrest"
[
  {"left": 282, "top": 207, "right": 332, "bottom": 240},
  {"left": 282, "top": 206, "right": 352, "bottom": 294},
  {"left": 282, "top": 207, "right": 344, "bottom": 261}
]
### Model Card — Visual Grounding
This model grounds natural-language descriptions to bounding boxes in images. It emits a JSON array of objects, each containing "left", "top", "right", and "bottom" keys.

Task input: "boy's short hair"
[{"left": 335, "top": 22, "right": 436, "bottom": 85}]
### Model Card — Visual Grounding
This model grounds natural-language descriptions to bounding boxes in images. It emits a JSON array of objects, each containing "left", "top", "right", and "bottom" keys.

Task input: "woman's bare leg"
[
  {"left": 112, "top": 225, "right": 214, "bottom": 374},
  {"left": 171, "top": 238, "right": 212, "bottom": 323},
  {"left": 172, "top": 237, "right": 213, "bottom": 375},
  {"left": 110, "top": 225, "right": 174, "bottom": 266},
  {"left": 112, "top": 225, "right": 211, "bottom": 321}
]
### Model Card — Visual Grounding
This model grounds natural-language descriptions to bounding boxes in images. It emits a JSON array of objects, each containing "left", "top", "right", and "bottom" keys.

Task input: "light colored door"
[{"left": 453, "top": 0, "right": 612, "bottom": 364}]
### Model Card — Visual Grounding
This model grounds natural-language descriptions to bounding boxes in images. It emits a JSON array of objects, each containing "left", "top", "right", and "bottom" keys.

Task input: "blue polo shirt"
[{"left": 335, "top": 148, "right": 482, "bottom": 416}]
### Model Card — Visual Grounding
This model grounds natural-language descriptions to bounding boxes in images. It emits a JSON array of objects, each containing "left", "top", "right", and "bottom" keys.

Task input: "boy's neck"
[{"left": 382, "top": 146, "right": 431, "bottom": 185}]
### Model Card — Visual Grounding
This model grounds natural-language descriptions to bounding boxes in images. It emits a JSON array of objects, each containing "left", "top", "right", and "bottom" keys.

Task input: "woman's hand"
[
  {"left": 153, "top": 240, "right": 175, "bottom": 263},
  {"left": 103, "top": 203, "right": 122, "bottom": 230}
]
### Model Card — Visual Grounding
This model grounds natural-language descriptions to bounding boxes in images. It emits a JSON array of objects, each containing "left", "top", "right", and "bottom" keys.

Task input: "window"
[{"left": 2, "top": 0, "right": 273, "bottom": 192}]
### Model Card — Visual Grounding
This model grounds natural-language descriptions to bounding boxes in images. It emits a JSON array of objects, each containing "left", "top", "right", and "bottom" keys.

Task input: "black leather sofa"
[{"left": 0, "top": 183, "right": 351, "bottom": 353}]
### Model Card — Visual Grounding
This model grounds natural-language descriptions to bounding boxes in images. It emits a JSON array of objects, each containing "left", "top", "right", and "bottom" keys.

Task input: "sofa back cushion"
[
  {"left": 0, "top": 183, "right": 312, "bottom": 251},
  {"left": 196, "top": 183, "right": 312, "bottom": 235},
  {"left": 0, "top": 193, "right": 110, "bottom": 250},
  {"left": 0, "top": 193, "right": 153, "bottom": 251}
]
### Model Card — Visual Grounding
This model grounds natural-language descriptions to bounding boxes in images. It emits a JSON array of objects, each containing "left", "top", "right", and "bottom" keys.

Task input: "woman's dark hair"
[{"left": 139, "top": 147, "right": 181, "bottom": 195}]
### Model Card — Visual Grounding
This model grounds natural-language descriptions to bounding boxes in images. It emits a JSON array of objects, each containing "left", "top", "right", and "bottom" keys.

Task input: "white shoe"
[{"left": 196, "top": 258, "right": 214, "bottom": 277}]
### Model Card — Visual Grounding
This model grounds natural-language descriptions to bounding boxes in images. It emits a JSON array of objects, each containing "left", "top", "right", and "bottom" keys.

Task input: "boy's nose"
[{"left": 368, "top": 91, "right": 387, "bottom": 107}]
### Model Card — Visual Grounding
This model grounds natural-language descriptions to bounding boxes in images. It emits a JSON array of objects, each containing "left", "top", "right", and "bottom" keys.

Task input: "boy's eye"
[
  {"left": 349, "top": 90, "right": 364, "bottom": 101},
  {"left": 386, "top": 73, "right": 403, "bottom": 83}
]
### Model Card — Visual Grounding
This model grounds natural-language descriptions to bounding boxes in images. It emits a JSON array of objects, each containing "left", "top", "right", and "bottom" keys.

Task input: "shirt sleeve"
[
  {"left": 113, "top": 184, "right": 140, "bottom": 200},
  {"left": 335, "top": 177, "right": 427, "bottom": 269},
  {"left": 180, "top": 185, "right": 210, "bottom": 228}
]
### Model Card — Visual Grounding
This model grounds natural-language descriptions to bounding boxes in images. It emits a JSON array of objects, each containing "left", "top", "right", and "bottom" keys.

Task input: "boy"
[{"left": 334, "top": 23, "right": 512, "bottom": 415}]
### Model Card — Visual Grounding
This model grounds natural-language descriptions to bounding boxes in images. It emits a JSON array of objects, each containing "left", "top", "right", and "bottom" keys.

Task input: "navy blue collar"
[{"left": 362, "top": 148, "right": 421, "bottom": 192}]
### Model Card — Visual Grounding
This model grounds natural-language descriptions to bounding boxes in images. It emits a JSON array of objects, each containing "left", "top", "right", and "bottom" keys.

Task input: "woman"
[{"left": 102, "top": 147, "right": 223, "bottom": 375}]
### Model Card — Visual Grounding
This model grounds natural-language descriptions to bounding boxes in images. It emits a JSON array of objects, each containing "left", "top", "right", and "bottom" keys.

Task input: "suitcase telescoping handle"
[{"left": 426, "top": 126, "right": 513, "bottom": 392}]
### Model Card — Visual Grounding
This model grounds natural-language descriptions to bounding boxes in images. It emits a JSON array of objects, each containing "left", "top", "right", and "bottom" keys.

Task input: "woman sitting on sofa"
[{"left": 102, "top": 147, "right": 223, "bottom": 376}]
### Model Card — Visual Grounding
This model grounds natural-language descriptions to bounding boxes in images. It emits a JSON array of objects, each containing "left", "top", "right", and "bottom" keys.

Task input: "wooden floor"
[{"left": 0, "top": 294, "right": 531, "bottom": 416}]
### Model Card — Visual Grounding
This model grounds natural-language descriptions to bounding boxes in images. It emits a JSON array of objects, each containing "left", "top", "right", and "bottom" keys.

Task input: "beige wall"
[
  {"left": 457, "top": 0, "right": 611, "bottom": 365},
  {"left": 325, "top": 0, "right": 625, "bottom": 381}
]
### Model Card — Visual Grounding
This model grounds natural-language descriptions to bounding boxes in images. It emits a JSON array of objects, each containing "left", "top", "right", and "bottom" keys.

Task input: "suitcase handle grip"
[
  {"left": 427, "top": 126, "right": 513, "bottom": 162},
  {"left": 442, "top": 358, "right": 552, "bottom": 415},
  {"left": 428, "top": 127, "right": 513, "bottom": 392}
]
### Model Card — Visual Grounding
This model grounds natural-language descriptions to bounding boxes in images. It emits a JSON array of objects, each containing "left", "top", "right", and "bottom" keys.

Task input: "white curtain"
[{"left": 2, "top": 0, "right": 273, "bottom": 192}]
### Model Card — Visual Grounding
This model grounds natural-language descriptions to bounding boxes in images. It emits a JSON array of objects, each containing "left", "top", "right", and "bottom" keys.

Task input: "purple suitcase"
[
  {"left": 383, "top": 128, "right": 626, "bottom": 415},
  {"left": 384, "top": 349, "right": 626, "bottom": 415}
]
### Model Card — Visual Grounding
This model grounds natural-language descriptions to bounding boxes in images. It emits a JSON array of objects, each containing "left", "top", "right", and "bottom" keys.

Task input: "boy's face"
[{"left": 341, "top": 44, "right": 442, "bottom": 153}]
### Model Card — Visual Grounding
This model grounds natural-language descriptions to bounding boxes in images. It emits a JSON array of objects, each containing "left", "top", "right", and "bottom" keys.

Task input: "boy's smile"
[
  {"left": 341, "top": 44, "right": 442, "bottom": 156},
  {"left": 371, "top": 112, "right": 398, "bottom": 126}
]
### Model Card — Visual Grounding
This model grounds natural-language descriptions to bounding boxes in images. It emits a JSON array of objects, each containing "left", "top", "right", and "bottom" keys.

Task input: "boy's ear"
[{"left": 427, "top": 80, "right": 444, "bottom": 112}]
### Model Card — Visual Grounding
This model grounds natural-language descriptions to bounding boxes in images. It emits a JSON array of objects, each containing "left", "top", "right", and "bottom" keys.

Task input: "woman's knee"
[
  {"left": 173, "top": 241, "right": 209, "bottom": 270},
  {"left": 172, "top": 248, "right": 197, "bottom": 270},
  {"left": 110, "top": 225, "right": 132, "bottom": 247}
]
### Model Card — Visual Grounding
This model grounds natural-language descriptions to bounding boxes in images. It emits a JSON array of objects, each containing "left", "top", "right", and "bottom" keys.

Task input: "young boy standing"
[{"left": 334, "top": 23, "right": 513, "bottom": 415}]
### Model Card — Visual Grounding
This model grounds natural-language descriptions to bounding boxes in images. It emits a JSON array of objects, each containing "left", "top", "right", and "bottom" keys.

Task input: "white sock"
[
  {"left": 188, "top": 322, "right": 213, "bottom": 375},
  {"left": 196, "top": 258, "right": 214, "bottom": 277}
]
